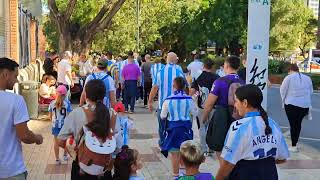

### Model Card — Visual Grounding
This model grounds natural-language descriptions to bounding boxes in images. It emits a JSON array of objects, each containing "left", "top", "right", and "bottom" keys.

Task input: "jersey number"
[
  {"left": 53, "top": 107, "right": 67, "bottom": 119},
  {"left": 253, "top": 148, "right": 277, "bottom": 158}
]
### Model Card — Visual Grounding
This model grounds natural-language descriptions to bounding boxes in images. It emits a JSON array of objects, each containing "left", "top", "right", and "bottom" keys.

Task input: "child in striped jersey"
[{"left": 160, "top": 77, "right": 198, "bottom": 178}]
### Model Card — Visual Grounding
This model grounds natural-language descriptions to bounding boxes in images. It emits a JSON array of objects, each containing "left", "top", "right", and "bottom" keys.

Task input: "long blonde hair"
[{"left": 55, "top": 93, "right": 65, "bottom": 110}]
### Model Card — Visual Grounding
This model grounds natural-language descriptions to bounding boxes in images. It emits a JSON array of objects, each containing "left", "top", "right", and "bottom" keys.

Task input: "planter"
[{"left": 269, "top": 74, "right": 284, "bottom": 85}]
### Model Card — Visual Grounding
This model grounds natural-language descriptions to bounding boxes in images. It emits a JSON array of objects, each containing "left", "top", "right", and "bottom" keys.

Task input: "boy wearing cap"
[
  {"left": 80, "top": 58, "right": 116, "bottom": 108},
  {"left": 49, "top": 85, "right": 73, "bottom": 164}
]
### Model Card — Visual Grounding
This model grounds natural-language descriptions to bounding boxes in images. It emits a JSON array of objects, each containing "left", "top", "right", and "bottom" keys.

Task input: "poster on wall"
[{"left": 246, "top": 0, "right": 271, "bottom": 109}]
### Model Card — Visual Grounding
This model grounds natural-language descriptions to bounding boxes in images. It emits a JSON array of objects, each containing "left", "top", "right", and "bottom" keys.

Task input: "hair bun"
[{"left": 121, "top": 145, "right": 129, "bottom": 150}]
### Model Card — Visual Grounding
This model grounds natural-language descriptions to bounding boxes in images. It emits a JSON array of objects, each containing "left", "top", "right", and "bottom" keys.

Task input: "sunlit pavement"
[{"left": 23, "top": 102, "right": 320, "bottom": 180}]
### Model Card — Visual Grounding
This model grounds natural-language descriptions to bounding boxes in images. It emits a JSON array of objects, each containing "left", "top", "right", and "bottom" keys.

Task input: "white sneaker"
[
  {"left": 289, "top": 146, "right": 299, "bottom": 153},
  {"left": 63, "top": 154, "right": 68, "bottom": 161}
]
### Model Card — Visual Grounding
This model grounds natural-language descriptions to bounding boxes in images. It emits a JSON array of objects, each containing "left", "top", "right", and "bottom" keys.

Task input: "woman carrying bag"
[{"left": 58, "top": 79, "right": 116, "bottom": 180}]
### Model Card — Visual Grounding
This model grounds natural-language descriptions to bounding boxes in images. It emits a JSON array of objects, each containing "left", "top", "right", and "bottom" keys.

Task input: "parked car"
[{"left": 299, "top": 58, "right": 320, "bottom": 73}]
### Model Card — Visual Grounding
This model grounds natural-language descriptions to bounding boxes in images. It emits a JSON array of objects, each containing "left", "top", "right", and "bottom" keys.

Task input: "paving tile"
[
  {"left": 141, "top": 154, "right": 161, "bottom": 162},
  {"left": 44, "top": 164, "right": 70, "bottom": 174},
  {"left": 279, "top": 160, "right": 320, "bottom": 169}
]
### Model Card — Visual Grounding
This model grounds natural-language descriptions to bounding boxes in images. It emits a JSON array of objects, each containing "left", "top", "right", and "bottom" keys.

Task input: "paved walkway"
[{"left": 23, "top": 103, "right": 320, "bottom": 180}]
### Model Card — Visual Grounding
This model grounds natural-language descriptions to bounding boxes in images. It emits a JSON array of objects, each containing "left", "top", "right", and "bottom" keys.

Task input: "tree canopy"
[{"left": 43, "top": 0, "right": 316, "bottom": 57}]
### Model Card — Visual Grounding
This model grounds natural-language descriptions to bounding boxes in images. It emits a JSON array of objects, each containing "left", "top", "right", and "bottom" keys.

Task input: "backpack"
[
  {"left": 220, "top": 76, "right": 243, "bottom": 120},
  {"left": 91, "top": 73, "right": 110, "bottom": 105},
  {"left": 77, "top": 126, "right": 116, "bottom": 176},
  {"left": 197, "top": 85, "right": 210, "bottom": 109}
]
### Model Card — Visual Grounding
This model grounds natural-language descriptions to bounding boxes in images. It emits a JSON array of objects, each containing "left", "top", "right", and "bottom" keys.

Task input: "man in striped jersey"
[
  {"left": 151, "top": 57, "right": 165, "bottom": 84},
  {"left": 148, "top": 52, "right": 186, "bottom": 145}
]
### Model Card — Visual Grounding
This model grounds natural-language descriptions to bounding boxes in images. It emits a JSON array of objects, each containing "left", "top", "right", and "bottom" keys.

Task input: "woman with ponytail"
[
  {"left": 57, "top": 79, "right": 116, "bottom": 180},
  {"left": 216, "top": 85, "right": 289, "bottom": 180}
]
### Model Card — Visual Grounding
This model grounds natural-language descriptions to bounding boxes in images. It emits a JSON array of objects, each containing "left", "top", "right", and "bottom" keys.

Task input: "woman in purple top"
[
  {"left": 202, "top": 56, "right": 243, "bottom": 166},
  {"left": 122, "top": 51, "right": 141, "bottom": 113}
]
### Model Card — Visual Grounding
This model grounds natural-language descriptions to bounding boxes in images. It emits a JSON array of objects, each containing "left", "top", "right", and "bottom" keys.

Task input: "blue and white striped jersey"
[
  {"left": 153, "top": 64, "right": 185, "bottom": 107},
  {"left": 116, "top": 61, "right": 123, "bottom": 81},
  {"left": 49, "top": 100, "right": 72, "bottom": 129},
  {"left": 85, "top": 72, "right": 116, "bottom": 108},
  {"left": 160, "top": 91, "right": 198, "bottom": 121},
  {"left": 151, "top": 63, "right": 165, "bottom": 83},
  {"left": 221, "top": 112, "right": 290, "bottom": 165}
]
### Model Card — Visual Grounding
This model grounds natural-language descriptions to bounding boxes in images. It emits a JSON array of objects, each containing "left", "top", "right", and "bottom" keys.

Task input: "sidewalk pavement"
[{"left": 23, "top": 103, "right": 320, "bottom": 180}]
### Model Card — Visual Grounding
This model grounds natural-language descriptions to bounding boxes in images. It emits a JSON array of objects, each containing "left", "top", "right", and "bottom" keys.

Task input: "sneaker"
[
  {"left": 125, "top": 110, "right": 129, "bottom": 113},
  {"left": 129, "top": 111, "right": 134, "bottom": 114},
  {"left": 289, "top": 146, "right": 299, "bottom": 153},
  {"left": 63, "top": 154, "right": 68, "bottom": 161},
  {"left": 55, "top": 159, "right": 61, "bottom": 165}
]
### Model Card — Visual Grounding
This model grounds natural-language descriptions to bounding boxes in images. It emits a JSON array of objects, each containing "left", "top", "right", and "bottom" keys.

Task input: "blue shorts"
[{"left": 52, "top": 127, "right": 62, "bottom": 136}]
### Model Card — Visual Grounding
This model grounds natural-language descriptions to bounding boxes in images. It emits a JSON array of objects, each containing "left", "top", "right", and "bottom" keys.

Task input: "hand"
[
  {"left": 148, "top": 102, "right": 153, "bottom": 112},
  {"left": 71, "top": 81, "right": 75, "bottom": 88},
  {"left": 35, "top": 134, "right": 43, "bottom": 145}
]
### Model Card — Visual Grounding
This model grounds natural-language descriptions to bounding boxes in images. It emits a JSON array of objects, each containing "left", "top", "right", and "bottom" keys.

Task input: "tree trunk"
[{"left": 48, "top": 0, "right": 126, "bottom": 55}]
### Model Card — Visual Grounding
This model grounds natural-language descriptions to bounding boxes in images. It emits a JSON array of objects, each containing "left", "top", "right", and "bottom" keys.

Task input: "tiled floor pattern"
[{"left": 23, "top": 106, "right": 320, "bottom": 180}]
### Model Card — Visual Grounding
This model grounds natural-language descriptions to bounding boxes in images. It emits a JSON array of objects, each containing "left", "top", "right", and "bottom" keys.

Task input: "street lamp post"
[{"left": 136, "top": 0, "right": 140, "bottom": 52}]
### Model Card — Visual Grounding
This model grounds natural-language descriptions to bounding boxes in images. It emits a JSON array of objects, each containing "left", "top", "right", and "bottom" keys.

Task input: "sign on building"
[{"left": 247, "top": 0, "right": 271, "bottom": 109}]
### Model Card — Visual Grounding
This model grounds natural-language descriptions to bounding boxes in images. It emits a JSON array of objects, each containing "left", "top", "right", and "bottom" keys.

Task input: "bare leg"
[
  {"left": 54, "top": 137, "right": 60, "bottom": 160},
  {"left": 170, "top": 152, "right": 180, "bottom": 176}
]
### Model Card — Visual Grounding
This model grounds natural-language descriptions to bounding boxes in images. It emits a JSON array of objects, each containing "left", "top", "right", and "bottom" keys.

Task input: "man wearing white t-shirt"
[
  {"left": 187, "top": 52, "right": 203, "bottom": 82},
  {"left": 0, "top": 58, "right": 43, "bottom": 180},
  {"left": 57, "top": 51, "right": 74, "bottom": 89}
]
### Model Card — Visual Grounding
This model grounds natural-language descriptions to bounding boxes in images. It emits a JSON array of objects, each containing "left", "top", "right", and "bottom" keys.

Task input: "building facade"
[
  {"left": 305, "top": 0, "right": 319, "bottom": 18},
  {"left": 0, "top": 0, "right": 42, "bottom": 66}
]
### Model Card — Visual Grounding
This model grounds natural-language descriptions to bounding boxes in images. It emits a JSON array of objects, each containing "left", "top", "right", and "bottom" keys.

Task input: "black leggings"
[{"left": 284, "top": 104, "right": 309, "bottom": 146}]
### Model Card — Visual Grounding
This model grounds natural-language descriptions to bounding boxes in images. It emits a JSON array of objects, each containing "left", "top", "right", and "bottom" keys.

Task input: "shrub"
[{"left": 268, "top": 59, "right": 291, "bottom": 74}]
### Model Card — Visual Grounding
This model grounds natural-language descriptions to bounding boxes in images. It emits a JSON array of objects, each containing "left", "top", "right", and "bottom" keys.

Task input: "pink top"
[{"left": 122, "top": 63, "right": 141, "bottom": 81}]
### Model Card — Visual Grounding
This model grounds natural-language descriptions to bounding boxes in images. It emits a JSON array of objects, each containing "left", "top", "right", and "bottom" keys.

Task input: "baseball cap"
[
  {"left": 114, "top": 102, "right": 125, "bottom": 112},
  {"left": 97, "top": 59, "right": 107, "bottom": 68},
  {"left": 56, "top": 85, "right": 68, "bottom": 96}
]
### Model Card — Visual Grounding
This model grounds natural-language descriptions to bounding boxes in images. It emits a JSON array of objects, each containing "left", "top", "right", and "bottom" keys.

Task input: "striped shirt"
[
  {"left": 160, "top": 91, "right": 197, "bottom": 121},
  {"left": 106, "top": 60, "right": 119, "bottom": 80},
  {"left": 151, "top": 63, "right": 165, "bottom": 82},
  {"left": 116, "top": 61, "right": 123, "bottom": 81},
  {"left": 153, "top": 63, "right": 185, "bottom": 107},
  {"left": 49, "top": 100, "right": 72, "bottom": 128},
  {"left": 221, "top": 112, "right": 289, "bottom": 165}
]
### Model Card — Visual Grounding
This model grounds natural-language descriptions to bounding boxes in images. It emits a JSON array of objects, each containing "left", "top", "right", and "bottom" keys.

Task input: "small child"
[
  {"left": 114, "top": 102, "right": 134, "bottom": 149},
  {"left": 176, "top": 140, "right": 215, "bottom": 180},
  {"left": 113, "top": 145, "right": 144, "bottom": 180},
  {"left": 49, "top": 85, "right": 73, "bottom": 164},
  {"left": 39, "top": 75, "right": 56, "bottom": 104}
]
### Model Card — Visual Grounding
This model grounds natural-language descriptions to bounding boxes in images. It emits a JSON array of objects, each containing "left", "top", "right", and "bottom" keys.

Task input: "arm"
[
  {"left": 109, "top": 91, "right": 116, "bottom": 108},
  {"left": 148, "top": 86, "right": 159, "bottom": 112},
  {"left": 215, "top": 160, "right": 235, "bottom": 180},
  {"left": 80, "top": 90, "right": 86, "bottom": 106},
  {"left": 66, "top": 71, "right": 74, "bottom": 87},
  {"left": 202, "top": 94, "right": 218, "bottom": 122},
  {"left": 160, "top": 101, "right": 169, "bottom": 119},
  {"left": 16, "top": 122, "right": 43, "bottom": 144},
  {"left": 279, "top": 76, "right": 289, "bottom": 103}
]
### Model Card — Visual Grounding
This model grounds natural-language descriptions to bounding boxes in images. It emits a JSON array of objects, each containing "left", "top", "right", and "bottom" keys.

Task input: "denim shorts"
[{"left": 52, "top": 127, "right": 62, "bottom": 136}]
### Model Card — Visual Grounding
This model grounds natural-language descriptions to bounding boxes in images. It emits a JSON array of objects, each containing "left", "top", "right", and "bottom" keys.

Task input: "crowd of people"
[{"left": 0, "top": 47, "right": 313, "bottom": 180}]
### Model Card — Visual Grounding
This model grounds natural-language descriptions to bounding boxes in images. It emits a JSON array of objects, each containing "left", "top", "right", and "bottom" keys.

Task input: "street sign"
[{"left": 247, "top": 0, "right": 271, "bottom": 109}]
